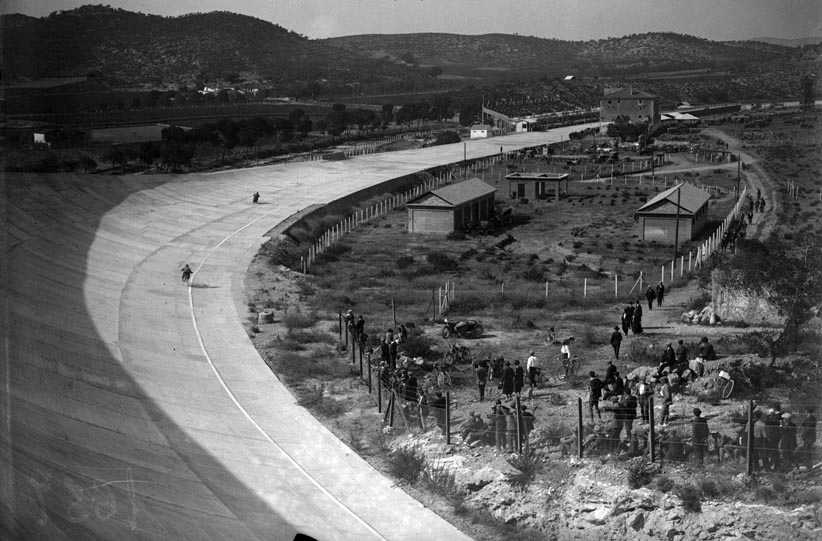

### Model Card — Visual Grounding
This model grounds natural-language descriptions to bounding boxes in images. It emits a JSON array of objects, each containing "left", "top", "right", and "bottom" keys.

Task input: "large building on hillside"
[
  {"left": 634, "top": 182, "right": 710, "bottom": 244},
  {"left": 600, "top": 87, "right": 660, "bottom": 124}
]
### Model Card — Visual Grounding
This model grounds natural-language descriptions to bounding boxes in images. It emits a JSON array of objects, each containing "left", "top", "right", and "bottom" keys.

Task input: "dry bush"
[
  {"left": 297, "top": 384, "right": 345, "bottom": 417},
  {"left": 505, "top": 450, "right": 542, "bottom": 489},
  {"left": 389, "top": 446, "right": 426, "bottom": 483},
  {"left": 676, "top": 484, "right": 702, "bottom": 513},
  {"left": 626, "top": 457, "right": 657, "bottom": 489},
  {"left": 283, "top": 310, "right": 316, "bottom": 330}
]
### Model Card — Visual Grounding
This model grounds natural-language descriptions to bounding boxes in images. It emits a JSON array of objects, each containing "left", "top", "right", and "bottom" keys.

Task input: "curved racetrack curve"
[{"left": 0, "top": 125, "right": 596, "bottom": 540}]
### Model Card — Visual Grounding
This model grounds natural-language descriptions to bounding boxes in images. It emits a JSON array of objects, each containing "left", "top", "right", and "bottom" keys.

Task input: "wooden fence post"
[
  {"left": 649, "top": 396, "right": 656, "bottom": 462},
  {"left": 746, "top": 400, "right": 754, "bottom": 476},
  {"left": 614, "top": 274, "right": 618, "bottom": 297},
  {"left": 445, "top": 391, "right": 452, "bottom": 444},
  {"left": 577, "top": 397, "right": 584, "bottom": 459}
]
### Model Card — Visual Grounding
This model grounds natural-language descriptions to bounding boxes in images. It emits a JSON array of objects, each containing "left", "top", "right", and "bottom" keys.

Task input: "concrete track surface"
[{"left": 0, "top": 125, "right": 596, "bottom": 540}]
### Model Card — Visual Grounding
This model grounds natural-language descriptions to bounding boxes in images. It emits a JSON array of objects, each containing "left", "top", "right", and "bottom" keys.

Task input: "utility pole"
[
  {"left": 464, "top": 142, "right": 467, "bottom": 163},
  {"left": 673, "top": 182, "right": 681, "bottom": 261}
]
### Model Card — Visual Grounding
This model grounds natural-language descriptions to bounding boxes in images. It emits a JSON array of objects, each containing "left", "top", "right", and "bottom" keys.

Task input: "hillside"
[
  {"left": 325, "top": 32, "right": 796, "bottom": 79},
  {"left": 0, "top": 5, "right": 428, "bottom": 91}
]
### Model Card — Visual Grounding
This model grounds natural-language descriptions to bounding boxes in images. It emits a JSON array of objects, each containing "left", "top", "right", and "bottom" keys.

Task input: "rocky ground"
[{"left": 389, "top": 428, "right": 822, "bottom": 540}]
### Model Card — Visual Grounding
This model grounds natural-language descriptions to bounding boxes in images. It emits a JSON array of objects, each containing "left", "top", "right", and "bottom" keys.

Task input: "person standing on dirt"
[
  {"left": 622, "top": 387, "right": 638, "bottom": 443},
  {"left": 631, "top": 301, "right": 643, "bottom": 334},
  {"left": 519, "top": 405, "right": 536, "bottom": 450},
  {"left": 526, "top": 351, "right": 540, "bottom": 393},
  {"left": 252, "top": 191, "right": 260, "bottom": 204},
  {"left": 675, "top": 339, "right": 688, "bottom": 372},
  {"left": 656, "top": 282, "right": 665, "bottom": 307},
  {"left": 181, "top": 264, "right": 192, "bottom": 284},
  {"left": 380, "top": 338, "right": 390, "bottom": 365},
  {"left": 609, "top": 327, "right": 622, "bottom": 360},
  {"left": 588, "top": 371, "right": 604, "bottom": 423},
  {"left": 780, "top": 413, "right": 798, "bottom": 469},
  {"left": 800, "top": 408, "right": 817, "bottom": 465},
  {"left": 491, "top": 356, "right": 504, "bottom": 392},
  {"left": 621, "top": 305, "right": 633, "bottom": 335},
  {"left": 398, "top": 323, "right": 408, "bottom": 344},
  {"left": 659, "top": 379, "right": 673, "bottom": 426},
  {"left": 691, "top": 408, "right": 709, "bottom": 465},
  {"left": 501, "top": 361, "right": 515, "bottom": 400},
  {"left": 752, "top": 410, "right": 768, "bottom": 471},
  {"left": 638, "top": 377, "right": 652, "bottom": 423},
  {"left": 513, "top": 360, "right": 525, "bottom": 396},
  {"left": 764, "top": 408, "right": 782, "bottom": 470},
  {"left": 388, "top": 339, "right": 398, "bottom": 368},
  {"left": 560, "top": 338, "right": 573, "bottom": 377},
  {"left": 645, "top": 286, "right": 656, "bottom": 311},
  {"left": 355, "top": 315, "right": 365, "bottom": 341},
  {"left": 491, "top": 400, "right": 509, "bottom": 451},
  {"left": 475, "top": 360, "right": 489, "bottom": 402},
  {"left": 431, "top": 391, "right": 447, "bottom": 432},
  {"left": 504, "top": 402, "right": 518, "bottom": 451}
]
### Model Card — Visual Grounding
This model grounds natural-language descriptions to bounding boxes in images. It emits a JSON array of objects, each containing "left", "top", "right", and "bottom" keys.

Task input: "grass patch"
[
  {"left": 283, "top": 310, "right": 316, "bottom": 330},
  {"left": 296, "top": 384, "right": 346, "bottom": 417},
  {"left": 626, "top": 457, "right": 657, "bottom": 489}
]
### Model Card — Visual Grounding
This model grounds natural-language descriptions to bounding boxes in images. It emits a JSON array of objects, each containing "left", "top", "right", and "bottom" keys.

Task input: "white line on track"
[{"left": 187, "top": 211, "right": 386, "bottom": 541}]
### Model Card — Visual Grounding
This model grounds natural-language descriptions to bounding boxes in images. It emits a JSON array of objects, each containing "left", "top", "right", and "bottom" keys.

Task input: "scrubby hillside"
[{"left": 0, "top": 5, "right": 426, "bottom": 89}]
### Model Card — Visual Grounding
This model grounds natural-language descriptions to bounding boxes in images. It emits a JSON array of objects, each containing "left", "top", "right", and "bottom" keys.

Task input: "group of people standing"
[
  {"left": 751, "top": 406, "right": 817, "bottom": 471},
  {"left": 620, "top": 300, "right": 645, "bottom": 336},
  {"left": 644, "top": 281, "right": 665, "bottom": 311}
]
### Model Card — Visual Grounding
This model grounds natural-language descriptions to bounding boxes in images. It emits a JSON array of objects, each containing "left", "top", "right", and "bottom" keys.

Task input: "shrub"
[
  {"left": 297, "top": 385, "right": 345, "bottom": 417},
  {"left": 426, "top": 252, "right": 458, "bottom": 272},
  {"left": 699, "top": 478, "right": 719, "bottom": 498},
  {"left": 626, "top": 457, "right": 656, "bottom": 489},
  {"left": 505, "top": 451, "right": 542, "bottom": 489},
  {"left": 396, "top": 255, "right": 414, "bottom": 269},
  {"left": 446, "top": 230, "right": 466, "bottom": 241},
  {"left": 283, "top": 310, "right": 316, "bottom": 330},
  {"left": 685, "top": 292, "right": 711, "bottom": 311},
  {"left": 522, "top": 264, "right": 546, "bottom": 282},
  {"left": 676, "top": 484, "right": 702, "bottom": 512},
  {"left": 389, "top": 446, "right": 426, "bottom": 483},
  {"left": 655, "top": 475, "right": 675, "bottom": 493}
]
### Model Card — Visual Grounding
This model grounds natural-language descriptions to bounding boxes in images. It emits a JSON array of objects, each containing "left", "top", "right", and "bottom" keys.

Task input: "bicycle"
[{"left": 718, "top": 370, "right": 735, "bottom": 399}]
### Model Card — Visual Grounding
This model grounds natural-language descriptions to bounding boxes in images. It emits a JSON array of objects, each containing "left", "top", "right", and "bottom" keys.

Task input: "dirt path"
[{"left": 639, "top": 127, "right": 782, "bottom": 336}]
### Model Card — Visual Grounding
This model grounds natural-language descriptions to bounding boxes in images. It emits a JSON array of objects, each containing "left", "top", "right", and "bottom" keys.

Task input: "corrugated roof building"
[
  {"left": 406, "top": 178, "right": 496, "bottom": 233},
  {"left": 635, "top": 182, "right": 711, "bottom": 243}
]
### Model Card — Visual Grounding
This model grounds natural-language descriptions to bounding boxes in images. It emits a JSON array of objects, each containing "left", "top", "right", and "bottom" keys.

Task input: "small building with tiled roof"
[
  {"left": 634, "top": 182, "right": 711, "bottom": 243},
  {"left": 406, "top": 178, "right": 496, "bottom": 234},
  {"left": 504, "top": 171, "right": 569, "bottom": 202},
  {"left": 600, "top": 87, "right": 660, "bottom": 124}
]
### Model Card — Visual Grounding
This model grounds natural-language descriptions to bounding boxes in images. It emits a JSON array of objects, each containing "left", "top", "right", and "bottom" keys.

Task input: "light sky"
[{"left": 5, "top": 0, "right": 822, "bottom": 41}]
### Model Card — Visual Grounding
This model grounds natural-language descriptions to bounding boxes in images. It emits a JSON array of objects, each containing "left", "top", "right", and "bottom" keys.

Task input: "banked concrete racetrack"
[{"left": 0, "top": 124, "right": 596, "bottom": 540}]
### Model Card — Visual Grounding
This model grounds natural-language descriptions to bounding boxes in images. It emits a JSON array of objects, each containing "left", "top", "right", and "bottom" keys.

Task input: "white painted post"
[
  {"left": 688, "top": 251, "right": 692, "bottom": 271},
  {"left": 545, "top": 280, "right": 549, "bottom": 298},
  {"left": 670, "top": 260, "right": 674, "bottom": 282},
  {"left": 680, "top": 256, "right": 684, "bottom": 277},
  {"left": 584, "top": 278, "right": 588, "bottom": 298},
  {"left": 661, "top": 265, "right": 665, "bottom": 284},
  {"left": 614, "top": 274, "right": 618, "bottom": 297}
]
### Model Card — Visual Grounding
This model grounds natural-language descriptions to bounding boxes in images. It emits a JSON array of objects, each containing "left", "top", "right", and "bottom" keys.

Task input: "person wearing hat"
[
  {"left": 764, "top": 407, "right": 782, "bottom": 470},
  {"left": 587, "top": 371, "right": 604, "bottom": 423},
  {"left": 692, "top": 408, "right": 709, "bottom": 465},
  {"left": 609, "top": 326, "right": 623, "bottom": 360}
]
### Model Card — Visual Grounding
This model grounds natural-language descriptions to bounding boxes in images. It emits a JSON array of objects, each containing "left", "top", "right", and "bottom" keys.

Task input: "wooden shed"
[
  {"left": 504, "top": 172, "right": 569, "bottom": 202},
  {"left": 406, "top": 178, "right": 496, "bottom": 234},
  {"left": 635, "top": 182, "right": 710, "bottom": 244}
]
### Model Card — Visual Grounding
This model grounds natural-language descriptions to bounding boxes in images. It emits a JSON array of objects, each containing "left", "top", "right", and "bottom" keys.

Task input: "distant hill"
[
  {"left": 0, "top": 5, "right": 429, "bottom": 92},
  {"left": 750, "top": 36, "right": 822, "bottom": 48},
  {"left": 324, "top": 32, "right": 796, "bottom": 80}
]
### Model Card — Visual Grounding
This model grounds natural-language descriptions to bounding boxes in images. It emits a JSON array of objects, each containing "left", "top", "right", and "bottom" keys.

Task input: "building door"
[{"left": 517, "top": 183, "right": 525, "bottom": 198}]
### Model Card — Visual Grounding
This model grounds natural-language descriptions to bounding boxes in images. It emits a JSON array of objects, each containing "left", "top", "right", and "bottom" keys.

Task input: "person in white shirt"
[{"left": 526, "top": 351, "right": 540, "bottom": 391}]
